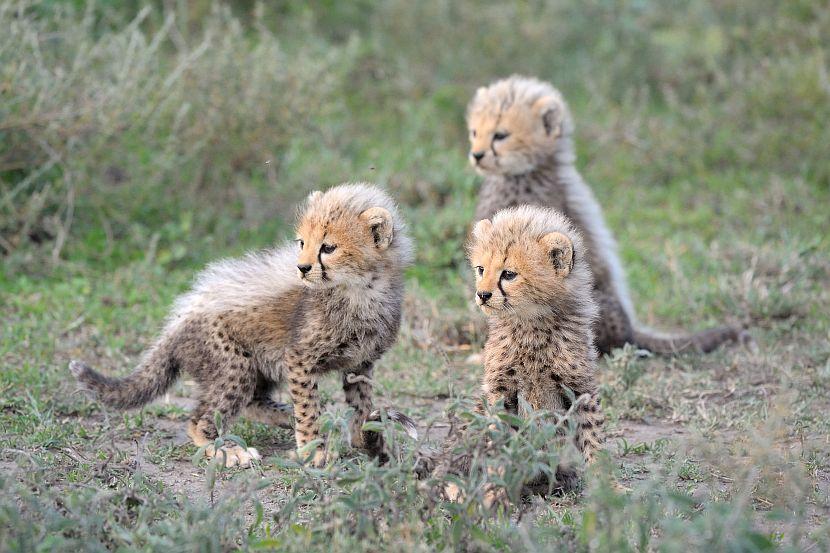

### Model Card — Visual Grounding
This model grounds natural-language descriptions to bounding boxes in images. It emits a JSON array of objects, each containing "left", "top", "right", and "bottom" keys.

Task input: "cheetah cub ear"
[
  {"left": 540, "top": 231, "right": 574, "bottom": 277},
  {"left": 472, "top": 219, "right": 493, "bottom": 240},
  {"left": 532, "top": 95, "right": 563, "bottom": 137},
  {"left": 360, "top": 207, "right": 394, "bottom": 250}
]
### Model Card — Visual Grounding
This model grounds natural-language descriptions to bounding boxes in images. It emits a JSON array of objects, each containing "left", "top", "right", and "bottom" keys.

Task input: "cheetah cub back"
[
  {"left": 70, "top": 183, "right": 413, "bottom": 468},
  {"left": 468, "top": 205, "right": 604, "bottom": 466}
]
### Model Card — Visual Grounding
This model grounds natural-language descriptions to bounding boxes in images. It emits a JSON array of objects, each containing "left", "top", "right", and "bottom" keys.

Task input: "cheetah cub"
[
  {"left": 71, "top": 183, "right": 413, "bottom": 468},
  {"left": 468, "top": 205, "right": 604, "bottom": 466},
  {"left": 468, "top": 75, "right": 743, "bottom": 354}
]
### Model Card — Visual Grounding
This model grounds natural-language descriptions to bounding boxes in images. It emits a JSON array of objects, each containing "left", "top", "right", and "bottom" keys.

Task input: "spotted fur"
[
  {"left": 468, "top": 75, "right": 743, "bottom": 354},
  {"left": 70, "top": 183, "right": 413, "bottom": 467}
]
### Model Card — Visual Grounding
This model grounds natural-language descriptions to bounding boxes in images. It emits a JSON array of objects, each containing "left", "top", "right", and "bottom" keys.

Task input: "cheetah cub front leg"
[
  {"left": 573, "top": 393, "right": 604, "bottom": 465},
  {"left": 285, "top": 359, "right": 379, "bottom": 467},
  {"left": 284, "top": 351, "right": 329, "bottom": 467}
]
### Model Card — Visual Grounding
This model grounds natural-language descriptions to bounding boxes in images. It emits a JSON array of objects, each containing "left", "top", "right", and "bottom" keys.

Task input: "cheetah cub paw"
[
  {"left": 206, "top": 445, "right": 261, "bottom": 468},
  {"left": 289, "top": 447, "right": 336, "bottom": 468}
]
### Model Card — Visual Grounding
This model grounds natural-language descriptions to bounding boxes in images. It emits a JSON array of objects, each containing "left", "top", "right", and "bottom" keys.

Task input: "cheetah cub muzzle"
[
  {"left": 468, "top": 205, "right": 605, "bottom": 472},
  {"left": 70, "top": 183, "right": 414, "bottom": 468}
]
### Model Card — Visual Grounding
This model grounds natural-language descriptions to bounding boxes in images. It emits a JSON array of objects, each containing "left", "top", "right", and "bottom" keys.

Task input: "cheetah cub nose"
[
  {"left": 297, "top": 264, "right": 312, "bottom": 275},
  {"left": 471, "top": 151, "right": 485, "bottom": 163},
  {"left": 476, "top": 290, "right": 493, "bottom": 302}
]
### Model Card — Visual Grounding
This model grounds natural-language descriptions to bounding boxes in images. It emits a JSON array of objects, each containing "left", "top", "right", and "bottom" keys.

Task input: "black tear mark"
[
  {"left": 491, "top": 113, "right": 503, "bottom": 157},
  {"left": 317, "top": 247, "right": 328, "bottom": 281},
  {"left": 497, "top": 277, "right": 507, "bottom": 299}
]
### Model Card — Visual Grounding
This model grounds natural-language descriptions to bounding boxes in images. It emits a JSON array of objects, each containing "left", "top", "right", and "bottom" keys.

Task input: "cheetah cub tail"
[
  {"left": 631, "top": 324, "right": 749, "bottom": 355},
  {"left": 361, "top": 408, "right": 419, "bottom": 462},
  {"left": 374, "top": 409, "right": 419, "bottom": 440},
  {"left": 69, "top": 336, "right": 179, "bottom": 409}
]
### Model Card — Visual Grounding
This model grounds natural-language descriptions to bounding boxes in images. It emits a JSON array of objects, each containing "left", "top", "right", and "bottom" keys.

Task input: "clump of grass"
[
  {"left": 6, "top": 399, "right": 827, "bottom": 551},
  {"left": 0, "top": 456, "right": 268, "bottom": 552}
]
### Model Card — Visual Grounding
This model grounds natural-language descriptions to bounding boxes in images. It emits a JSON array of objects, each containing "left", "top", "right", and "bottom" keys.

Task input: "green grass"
[{"left": 2, "top": 0, "right": 830, "bottom": 551}]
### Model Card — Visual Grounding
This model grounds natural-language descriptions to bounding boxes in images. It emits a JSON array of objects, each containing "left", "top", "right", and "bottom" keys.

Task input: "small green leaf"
[
  {"left": 361, "top": 421, "right": 384, "bottom": 433},
  {"left": 205, "top": 461, "right": 217, "bottom": 491},
  {"left": 191, "top": 444, "right": 210, "bottom": 466},
  {"left": 496, "top": 412, "right": 524, "bottom": 427},
  {"left": 744, "top": 531, "right": 776, "bottom": 551},
  {"left": 337, "top": 474, "right": 365, "bottom": 486},
  {"left": 248, "top": 502, "right": 264, "bottom": 536},
  {"left": 225, "top": 434, "right": 248, "bottom": 449}
]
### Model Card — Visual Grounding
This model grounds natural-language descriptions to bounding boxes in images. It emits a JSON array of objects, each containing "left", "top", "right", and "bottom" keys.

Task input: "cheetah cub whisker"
[
  {"left": 468, "top": 205, "right": 604, "bottom": 477},
  {"left": 70, "top": 183, "right": 414, "bottom": 468}
]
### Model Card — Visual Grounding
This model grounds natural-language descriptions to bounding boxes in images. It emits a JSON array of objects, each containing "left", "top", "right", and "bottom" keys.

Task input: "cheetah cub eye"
[
  {"left": 475, "top": 265, "right": 484, "bottom": 276},
  {"left": 501, "top": 270, "right": 517, "bottom": 281},
  {"left": 321, "top": 244, "right": 337, "bottom": 254}
]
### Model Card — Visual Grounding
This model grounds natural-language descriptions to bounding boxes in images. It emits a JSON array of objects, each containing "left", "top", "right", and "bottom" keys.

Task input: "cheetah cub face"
[
  {"left": 466, "top": 75, "right": 569, "bottom": 176},
  {"left": 468, "top": 207, "right": 580, "bottom": 317},
  {"left": 295, "top": 189, "right": 397, "bottom": 288}
]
